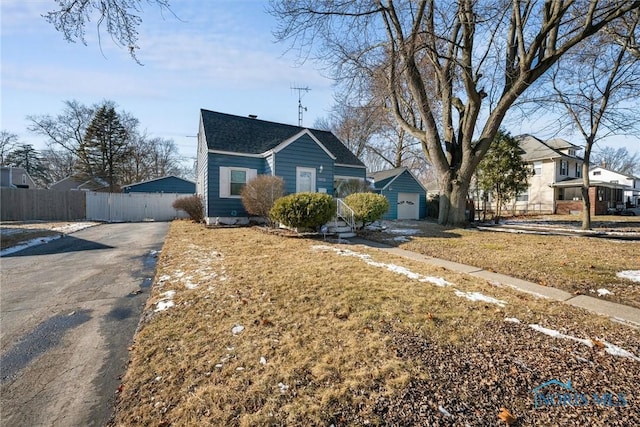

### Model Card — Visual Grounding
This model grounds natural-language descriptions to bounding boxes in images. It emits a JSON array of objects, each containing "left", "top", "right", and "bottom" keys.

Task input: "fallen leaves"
[{"left": 498, "top": 407, "right": 516, "bottom": 424}]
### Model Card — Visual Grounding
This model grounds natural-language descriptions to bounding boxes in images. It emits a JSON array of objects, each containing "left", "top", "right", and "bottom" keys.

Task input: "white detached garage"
[{"left": 368, "top": 167, "right": 427, "bottom": 220}]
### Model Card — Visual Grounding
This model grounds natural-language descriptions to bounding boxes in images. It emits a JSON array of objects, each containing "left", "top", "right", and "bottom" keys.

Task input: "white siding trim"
[{"left": 272, "top": 129, "right": 337, "bottom": 160}]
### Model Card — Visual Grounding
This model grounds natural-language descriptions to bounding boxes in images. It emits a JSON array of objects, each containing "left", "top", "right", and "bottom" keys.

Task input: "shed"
[
  {"left": 123, "top": 176, "right": 195, "bottom": 194},
  {"left": 369, "top": 167, "right": 427, "bottom": 220}
]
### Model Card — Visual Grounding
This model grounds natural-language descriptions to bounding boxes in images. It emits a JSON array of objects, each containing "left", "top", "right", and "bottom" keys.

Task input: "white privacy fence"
[{"left": 86, "top": 192, "right": 190, "bottom": 222}]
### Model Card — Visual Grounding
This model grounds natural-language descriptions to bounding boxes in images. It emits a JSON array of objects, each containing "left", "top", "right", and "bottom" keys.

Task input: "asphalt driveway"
[{"left": 0, "top": 222, "right": 169, "bottom": 426}]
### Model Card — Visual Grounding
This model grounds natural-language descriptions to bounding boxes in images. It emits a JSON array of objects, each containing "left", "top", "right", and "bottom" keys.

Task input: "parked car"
[{"left": 621, "top": 206, "right": 640, "bottom": 216}]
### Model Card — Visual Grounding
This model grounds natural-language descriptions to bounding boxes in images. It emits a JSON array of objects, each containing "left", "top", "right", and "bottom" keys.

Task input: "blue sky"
[
  {"left": 1, "top": 0, "right": 334, "bottom": 163},
  {"left": 1, "top": 0, "right": 638, "bottom": 165}
]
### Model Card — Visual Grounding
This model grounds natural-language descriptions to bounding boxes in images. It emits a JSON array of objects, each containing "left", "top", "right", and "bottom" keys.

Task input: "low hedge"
[{"left": 270, "top": 192, "right": 336, "bottom": 230}]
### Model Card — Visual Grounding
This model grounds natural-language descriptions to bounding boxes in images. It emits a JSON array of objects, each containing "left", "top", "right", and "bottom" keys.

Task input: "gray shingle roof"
[
  {"left": 200, "top": 109, "right": 365, "bottom": 167},
  {"left": 368, "top": 167, "right": 407, "bottom": 187},
  {"left": 516, "top": 134, "right": 582, "bottom": 162}
]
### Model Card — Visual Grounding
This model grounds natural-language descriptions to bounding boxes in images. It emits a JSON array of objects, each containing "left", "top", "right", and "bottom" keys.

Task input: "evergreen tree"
[
  {"left": 475, "top": 130, "right": 532, "bottom": 223},
  {"left": 5, "top": 144, "right": 50, "bottom": 187},
  {"left": 81, "top": 105, "right": 130, "bottom": 191}
]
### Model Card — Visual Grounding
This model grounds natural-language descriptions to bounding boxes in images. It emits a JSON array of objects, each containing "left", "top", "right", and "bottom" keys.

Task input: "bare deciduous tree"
[
  {"left": 592, "top": 146, "right": 640, "bottom": 176},
  {"left": 270, "top": 0, "right": 640, "bottom": 225},
  {"left": 44, "top": 0, "right": 173, "bottom": 63},
  {"left": 0, "top": 130, "right": 19, "bottom": 165},
  {"left": 535, "top": 12, "right": 640, "bottom": 229}
]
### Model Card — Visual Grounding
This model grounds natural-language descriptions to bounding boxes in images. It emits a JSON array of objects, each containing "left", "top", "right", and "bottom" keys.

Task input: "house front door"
[{"left": 296, "top": 167, "right": 316, "bottom": 193}]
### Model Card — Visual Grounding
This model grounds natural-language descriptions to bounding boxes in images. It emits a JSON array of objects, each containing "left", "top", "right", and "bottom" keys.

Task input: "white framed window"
[
  {"left": 533, "top": 161, "right": 542, "bottom": 176},
  {"left": 296, "top": 167, "right": 316, "bottom": 193},
  {"left": 219, "top": 167, "right": 256, "bottom": 198}
]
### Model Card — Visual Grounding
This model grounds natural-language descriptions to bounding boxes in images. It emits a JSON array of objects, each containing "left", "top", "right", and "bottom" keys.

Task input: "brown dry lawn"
[
  {"left": 110, "top": 221, "right": 640, "bottom": 426},
  {"left": 362, "top": 217, "right": 640, "bottom": 309}
]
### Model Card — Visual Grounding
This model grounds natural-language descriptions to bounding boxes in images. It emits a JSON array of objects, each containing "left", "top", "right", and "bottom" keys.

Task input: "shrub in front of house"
[
  {"left": 344, "top": 192, "right": 389, "bottom": 228},
  {"left": 270, "top": 192, "right": 336, "bottom": 230},
  {"left": 241, "top": 175, "right": 285, "bottom": 226},
  {"left": 172, "top": 195, "right": 204, "bottom": 223}
]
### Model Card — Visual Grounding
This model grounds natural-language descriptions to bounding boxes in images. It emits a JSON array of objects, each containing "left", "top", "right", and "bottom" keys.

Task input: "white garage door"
[{"left": 397, "top": 193, "right": 419, "bottom": 219}]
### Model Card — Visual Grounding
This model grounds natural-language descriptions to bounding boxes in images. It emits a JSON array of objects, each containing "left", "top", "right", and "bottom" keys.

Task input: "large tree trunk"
[
  {"left": 581, "top": 149, "right": 593, "bottom": 230},
  {"left": 438, "top": 176, "right": 470, "bottom": 226}
]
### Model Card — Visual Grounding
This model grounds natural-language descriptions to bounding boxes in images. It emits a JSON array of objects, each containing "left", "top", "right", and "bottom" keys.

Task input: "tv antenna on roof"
[{"left": 291, "top": 85, "right": 311, "bottom": 126}]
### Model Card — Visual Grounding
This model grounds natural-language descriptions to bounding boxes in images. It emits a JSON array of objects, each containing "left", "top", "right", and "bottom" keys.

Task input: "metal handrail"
[{"left": 336, "top": 198, "right": 356, "bottom": 231}]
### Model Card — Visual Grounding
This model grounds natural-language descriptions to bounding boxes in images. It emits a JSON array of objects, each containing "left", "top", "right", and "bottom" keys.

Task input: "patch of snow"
[
  {"left": 277, "top": 382, "right": 289, "bottom": 394},
  {"left": 529, "top": 324, "right": 640, "bottom": 360},
  {"left": 154, "top": 300, "right": 175, "bottom": 312},
  {"left": 528, "top": 324, "right": 593, "bottom": 348},
  {"left": 597, "top": 288, "right": 613, "bottom": 296},
  {"left": 236, "top": 367, "right": 245, "bottom": 371},
  {"left": 185, "top": 281, "right": 199, "bottom": 290},
  {"left": 50, "top": 222, "right": 99, "bottom": 233},
  {"left": 154, "top": 290, "right": 176, "bottom": 312},
  {"left": 504, "top": 317, "right": 521, "bottom": 323},
  {"left": 387, "top": 228, "right": 421, "bottom": 235},
  {"left": 231, "top": 325, "right": 244, "bottom": 335},
  {"left": 0, "top": 235, "right": 63, "bottom": 256},
  {"left": 601, "top": 341, "right": 640, "bottom": 361},
  {"left": 454, "top": 289, "right": 506, "bottom": 307},
  {"left": 161, "top": 290, "right": 176, "bottom": 298},
  {"left": 438, "top": 405, "right": 453, "bottom": 417},
  {"left": 392, "top": 236, "right": 410, "bottom": 242},
  {"left": 157, "top": 274, "right": 171, "bottom": 283},
  {"left": 311, "top": 245, "right": 451, "bottom": 287},
  {"left": 617, "top": 270, "right": 640, "bottom": 283},
  {"left": 260, "top": 357, "right": 267, "bottom": 365}
]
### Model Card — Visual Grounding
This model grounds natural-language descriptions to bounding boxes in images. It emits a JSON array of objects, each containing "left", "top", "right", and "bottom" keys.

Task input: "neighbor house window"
[
  {"left": 533, "top": 161, "right": 542, "bottom": 176},
  {"left": 593, "top": 171, "right": 601, "bottom": 176},
  {"left": 560, "top": 160, "right": 568, "bottom": 176},
  {"left": 575, "top": 163, "right": 581, "bottom": 178},
  {"left": 516, "top": 190, "right": 529, "bottom": 202},
  {"left": 219, "top": 166, "right": 256, "bottom": 198}
]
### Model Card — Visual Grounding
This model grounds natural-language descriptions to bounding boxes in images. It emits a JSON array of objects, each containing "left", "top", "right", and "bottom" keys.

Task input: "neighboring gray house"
[
  {"left": 0, "top": 166, "right": 37, "bottom": 189},
  {"left": 50, "top": 175, "right": 111, "bottom": 192},
  {"left": 123, "top": 176, "right": 195, "bottom": 194},
  {"left": 196, "top": 110, "right": 367, "bottom": 225},
  {"left": 369, "top": 167, "right": 427, "bottom": 220}
]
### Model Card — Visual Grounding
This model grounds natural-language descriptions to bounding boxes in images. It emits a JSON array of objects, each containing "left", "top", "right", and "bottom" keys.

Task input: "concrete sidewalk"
[{"left": 351, "top": 237, "right": 640, "bottom": 326}]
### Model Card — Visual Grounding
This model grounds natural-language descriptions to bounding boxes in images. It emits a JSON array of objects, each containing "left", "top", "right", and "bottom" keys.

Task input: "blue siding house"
[
  {"left": 196, "top": 110, "right": 367, "bottom": 225},
  {"left": 369, "top": 167, "right": 427, "bottom": 220},
  {"left": 123, "top": 176, "right": 195, "bottom": 194}
]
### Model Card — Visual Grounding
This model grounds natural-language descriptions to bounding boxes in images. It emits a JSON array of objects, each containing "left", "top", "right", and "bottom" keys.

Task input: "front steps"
[{"left": 324, "top": 219, "right": 356, "bottom": 239}]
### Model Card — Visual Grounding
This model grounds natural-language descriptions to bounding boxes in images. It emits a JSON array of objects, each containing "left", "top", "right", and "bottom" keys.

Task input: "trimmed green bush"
[
  {"left": 270, "top": 192, "right": 336, "bottom": 230},
  {"left": 344, "top": 192, "right": 389, "bottom": 228},
  {"left": 172, "top": 195, "right": 204, "bottom": 223}
]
